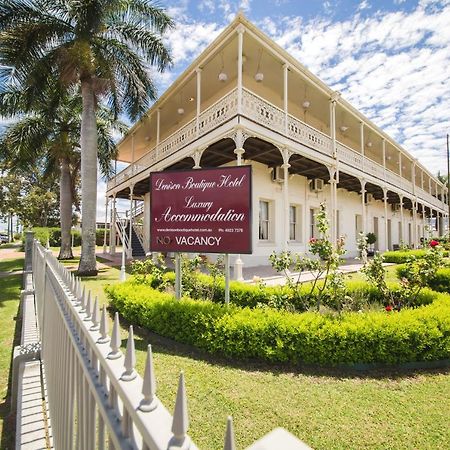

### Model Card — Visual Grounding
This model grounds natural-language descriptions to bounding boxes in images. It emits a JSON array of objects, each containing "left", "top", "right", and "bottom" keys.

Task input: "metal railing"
[{"left": 29, "top": 235, "right": 311, "bottom": 449}]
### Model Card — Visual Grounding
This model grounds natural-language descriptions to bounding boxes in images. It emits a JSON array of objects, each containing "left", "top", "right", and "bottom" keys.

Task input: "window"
[
  {"left": 259, "top": 200, "right": 270, "bottom": 240},
  {"left": 310, "top": 208, "right": 316, "bottom": 239},
  {"left": 289, "top": 205, "right": 297, "bottom": 241}
]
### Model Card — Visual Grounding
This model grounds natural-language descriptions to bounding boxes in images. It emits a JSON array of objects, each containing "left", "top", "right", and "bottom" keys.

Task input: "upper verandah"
[{"left": 112, "top": 13, "right": 445, "bottom": 196}]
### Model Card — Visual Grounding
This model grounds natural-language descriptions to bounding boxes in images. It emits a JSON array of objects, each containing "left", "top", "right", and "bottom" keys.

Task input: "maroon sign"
[{"left": 150, "top": 166, "right": 252, "bottom": 254}]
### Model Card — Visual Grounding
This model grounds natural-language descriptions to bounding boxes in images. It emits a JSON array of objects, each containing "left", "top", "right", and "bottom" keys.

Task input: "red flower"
[
  {"left": 309, "top": 238, "right": 317, "bottom": 244},
  {"left": 429, "top": 240, "right": 439, "bottom": 248},
  {"left": 385, "top": 305, "right": 393, "bottom": 312}
]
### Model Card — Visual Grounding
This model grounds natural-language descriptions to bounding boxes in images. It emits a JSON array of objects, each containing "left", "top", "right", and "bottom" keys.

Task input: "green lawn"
[
  {"left": 0, "top": 258, "right": 23, "bottom": 449},
  {"left": 1, "top": 256, "right": 449, "bottom": 449},
  {"left": 85, "top": 260, "right": 449, "bottom": 450}
]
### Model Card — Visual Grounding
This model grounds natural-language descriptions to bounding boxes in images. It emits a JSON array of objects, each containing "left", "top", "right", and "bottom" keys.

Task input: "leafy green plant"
[
  {"left": 105, "top": 281, "right": 450, "bottom": 365},
  {"left": 131, "top": 254, "right": 167, "bottom": 288},
  {"left": 361, "top": 252, "right": 396, "bottom": 307},
  {"left": 398, "top": 246, "right": 444, "bottom": 306},
  {"left": 270, "top": 203, "right": 348, "bottom": 311}
]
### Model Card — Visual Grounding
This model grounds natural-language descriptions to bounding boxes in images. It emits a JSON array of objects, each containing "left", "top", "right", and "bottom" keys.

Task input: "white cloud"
[
  {"left": 265, "top": 3, "right": 450, "bottom": 175},
  {"left": 357, "top": 0, "right": 371, "bottom": 11}
]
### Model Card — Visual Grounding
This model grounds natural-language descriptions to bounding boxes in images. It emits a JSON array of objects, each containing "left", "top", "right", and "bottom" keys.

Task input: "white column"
[
  {"left": 329, "top": 95, "right": 338, "bottom": 245},
  {"left": 383, "top": 188, "right": 389, "bottom": 251},
  {"left": 110, "top": 194, "right": 117, "bottom": 255},
  {"left": 196, "top": 68, "right": 202, "bottom": 137},
  {"left": 234, "top": 129, "right": 245, "bottom": 281},
  {"left": 328, "top": 166, "right": 337, "bottom": 245},
  {"left": 282, "top": 148, "right": 290, "bottom": 251},
  {"left": 399, "top": 194, "right": 404, "bottom": 244},
  {"left": 412, "top": 200, "right": 418, "bottom": 248},
  {"left": 283, "top": 64, "right": 288, "bottom": 135},
  {"left": 360, "top": 179, "right": 367, "bottom": 236},
  {"left": 103, "top": 196, "right": 109, "bottom": 254},
  {"left": 128, "top": 185, "right": 134, "bottom": 258},
  {"left": 236, "top": 25, "right": 245, "bottom": 115}
]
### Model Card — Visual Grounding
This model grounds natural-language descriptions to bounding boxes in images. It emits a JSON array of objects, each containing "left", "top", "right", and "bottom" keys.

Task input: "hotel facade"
[{"left": 105, "top": 14, "right": 448, "bottom": 274}]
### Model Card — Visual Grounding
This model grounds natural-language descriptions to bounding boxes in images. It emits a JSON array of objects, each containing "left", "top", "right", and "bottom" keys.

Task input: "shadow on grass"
[
  {"left": 0, "top": 258, "right": 24, "bottom": 274},
  {"left": 113, "top": 308, "right": 449, "bottom": 382},
  {"left": 0, "top": 274, "right": 24, "bottom": 450}
]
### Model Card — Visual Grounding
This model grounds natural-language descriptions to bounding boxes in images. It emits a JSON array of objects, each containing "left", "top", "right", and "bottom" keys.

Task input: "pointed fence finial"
[
  {"left": 121, "top": 326, "right": 137, "bottom": 381},
  {"left": 224, "top": 416, "right": 236, "bottom": 450},
  {"left": 84, "top": 291, "right": 92, "bottom": 321},
  {"left": 90, "top": 296, "right": 100, "bottom": 330},
  {"left": 170, "top": 372, "right": 190, "bottom": 447},
  {"left": 98, "top": 305, "right": 110, "bottom": 344},
  {"left": 139, "top": 345, "right": 158, "bottom": 412},
  {"left": 108, "top": 312, "right": 122, "bottom": 359},
  {"left": 79, "top": 285, "right": 86, "bottom": 312}
]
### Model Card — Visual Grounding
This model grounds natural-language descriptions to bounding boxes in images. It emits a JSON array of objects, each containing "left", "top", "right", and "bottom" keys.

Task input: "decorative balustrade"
[
  {"left": 107, "top": 89, "right": 239, "bottom": 191},
  {"left": 107, "top": 87, "right": 446, "bottom": 213}
]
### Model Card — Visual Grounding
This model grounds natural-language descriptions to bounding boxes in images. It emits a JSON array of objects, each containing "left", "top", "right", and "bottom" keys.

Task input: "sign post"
[
  {"left": 224, "top": 254, "right": 230, "bottom": 304},
  {"left": 150, "top": 166, "right": 252, "bottom": 302},
  {"left": 175, "top": 253, "right": 182, "bottom": 299}
]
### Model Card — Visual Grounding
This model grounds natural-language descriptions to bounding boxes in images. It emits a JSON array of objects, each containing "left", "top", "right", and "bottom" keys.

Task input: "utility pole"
[{"left": 447, "top": 134, "right": 450, "bottom": 235}]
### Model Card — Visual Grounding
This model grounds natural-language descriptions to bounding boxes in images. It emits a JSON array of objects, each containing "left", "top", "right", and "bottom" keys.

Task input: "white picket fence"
[{"left": 26, "top": 232, "right": 311, "bottom": 450}]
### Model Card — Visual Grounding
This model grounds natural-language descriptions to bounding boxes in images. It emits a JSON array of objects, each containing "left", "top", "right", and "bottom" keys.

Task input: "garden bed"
[{"left": 105, "top": 280, "right": 450, "bottom": 366}]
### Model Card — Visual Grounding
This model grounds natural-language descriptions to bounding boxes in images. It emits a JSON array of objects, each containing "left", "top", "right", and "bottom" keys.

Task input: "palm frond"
[{"left": 103, "top": 21, "right": 172, "bottom": 71}]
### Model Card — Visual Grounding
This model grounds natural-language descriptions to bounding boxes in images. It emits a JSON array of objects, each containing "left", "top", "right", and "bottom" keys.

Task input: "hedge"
[
  {"left": 105, "top": 281, "right": 450, "bottom": 365},
  {"left": 382, "top": 249, "right": 449, "bottom": 264},
  {"left": 26, "top": 227, "right": 108, "bottom": 247},
  {"left": 143, "top": 271, "right": 386, "bottom": 311},
  {"left": 395, "top": 266, "right": 450, "bottom": 295}
]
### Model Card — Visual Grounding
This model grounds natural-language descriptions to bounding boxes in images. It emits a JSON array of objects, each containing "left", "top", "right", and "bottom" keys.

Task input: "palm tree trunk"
[
  {"left": 58, "top": 156, "right": 74, "bottom": 260},
  {"left": 78, "top": 79, "right": 98, "bottom": 275}
]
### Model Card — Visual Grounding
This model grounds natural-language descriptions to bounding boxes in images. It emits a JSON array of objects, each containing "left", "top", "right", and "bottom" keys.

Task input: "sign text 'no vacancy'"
[{"left": 150, "top": 166, "right": 252, "bottom": 254}]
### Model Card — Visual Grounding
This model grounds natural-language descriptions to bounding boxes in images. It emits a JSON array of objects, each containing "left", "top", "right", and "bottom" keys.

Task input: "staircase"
[
  {"left": 127, "top": 222, "right": 145, "bottom": 257},
  {"left": 114, "top": 202, "right": 146, "bottom": 259}
]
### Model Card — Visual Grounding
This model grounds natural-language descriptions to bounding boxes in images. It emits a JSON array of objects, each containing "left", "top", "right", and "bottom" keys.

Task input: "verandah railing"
[{"left": 29, "top": 234, "right": 310, "bottom": 449}]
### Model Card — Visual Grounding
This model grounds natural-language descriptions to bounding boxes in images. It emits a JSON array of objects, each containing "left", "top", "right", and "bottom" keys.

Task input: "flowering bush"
[
  {"left": 270, "top": 202, "right": 349, "bottom": 311},
  {"left": 429, "top": 239, "right": 439, "bottom": 248}
]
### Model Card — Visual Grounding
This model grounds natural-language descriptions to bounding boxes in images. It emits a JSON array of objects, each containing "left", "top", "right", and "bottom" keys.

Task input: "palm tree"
[
  {"left": 0, "top": 0, "right": 173, "bottom": 274},
  {"left": 0, "top": 85, "right": 127, "bottom": 259}
]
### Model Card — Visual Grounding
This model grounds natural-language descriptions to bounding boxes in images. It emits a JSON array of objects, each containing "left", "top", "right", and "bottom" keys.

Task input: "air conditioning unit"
[
  {"left": 271, "top": 166, "right": 285, "bottom": 183},
  {"left": 391, "top": 203, "right": 401, "bottom": 212},
  {"left": 366, "top": 193, "right": 374, "bottom": 204},
  {"left": 310, "top": 178, "right": 324, "bottom": 193}
]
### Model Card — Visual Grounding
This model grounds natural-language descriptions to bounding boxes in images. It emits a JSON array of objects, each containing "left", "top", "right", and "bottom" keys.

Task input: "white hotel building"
[{"left": 105, "top": 14, "right": 448, "bottom": 272}]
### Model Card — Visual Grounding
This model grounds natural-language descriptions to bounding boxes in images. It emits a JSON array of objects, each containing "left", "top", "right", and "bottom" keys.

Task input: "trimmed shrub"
[
  {"left": 396, "top": 266, "right": 450, "bottom": 295},
  {"left": 26, "top": 227, "right": 81, "bottom": 247},
  {"left": 426, "top": 268, "right": 450, "bottom": 294},
  {"left": 96, "top": 229, "right": 109, "bottom": 246},
  {"left": 383, "top": 249, "right": 449, "bottom": 263},
  {"left": 105, "top": 281, "right": 450, "bottom": 365}
]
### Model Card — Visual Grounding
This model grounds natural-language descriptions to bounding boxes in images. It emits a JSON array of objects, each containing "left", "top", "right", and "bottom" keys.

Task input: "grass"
[
  {"left": 0, "top": 258, "right": 23, "bottom": 449},
  {"left": 0, "top": 258, "right": 23, "bottom": 274},
  {"left": 128, "top": 330, "right": 450, "bottom": 450},
  {"left": 2, "top": 254, "right": 449, "bottom": 449},
  {"left": 82, "top": 260, "right": 449, "bottom": 450}
]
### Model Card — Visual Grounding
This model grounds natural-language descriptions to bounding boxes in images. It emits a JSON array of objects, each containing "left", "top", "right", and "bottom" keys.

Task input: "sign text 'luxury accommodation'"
[{"left": 150, "top": 166, "right": 252, "bottom": 254}]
